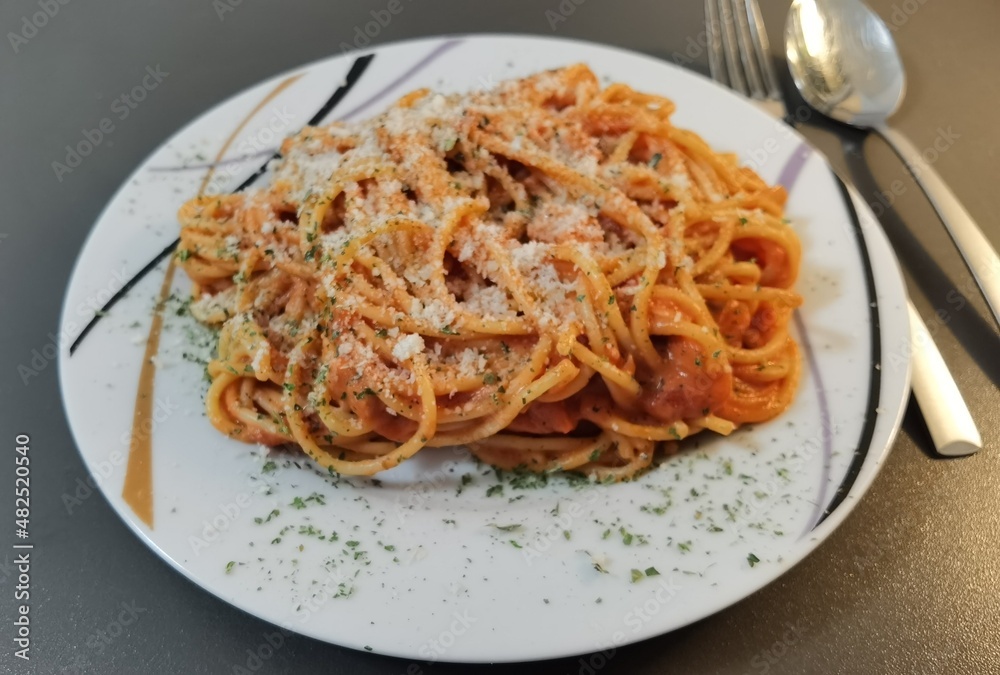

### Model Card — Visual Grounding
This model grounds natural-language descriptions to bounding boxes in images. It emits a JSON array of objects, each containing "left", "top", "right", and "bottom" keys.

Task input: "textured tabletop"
[{"left": 1, "top": 0, "right": 998, "bottom": 673}]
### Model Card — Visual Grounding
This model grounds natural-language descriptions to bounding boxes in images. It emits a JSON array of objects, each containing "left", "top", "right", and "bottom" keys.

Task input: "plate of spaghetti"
[{"left": 60, "top": 35, "right": 911, "bottom": 662}]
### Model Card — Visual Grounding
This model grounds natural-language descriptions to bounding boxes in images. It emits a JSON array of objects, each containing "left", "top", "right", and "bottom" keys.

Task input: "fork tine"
[
  {"left": 731, "top": 0, "right": 767, "bottom": 98},
  {"left": 705, "top": 0, "right": 727, "bottom": 86},
  {"left": 745, "top": 0, "right": 782, "bottom": 99},
  {"left": 717, "top": 0, "right": 750, "bottom": 96}
]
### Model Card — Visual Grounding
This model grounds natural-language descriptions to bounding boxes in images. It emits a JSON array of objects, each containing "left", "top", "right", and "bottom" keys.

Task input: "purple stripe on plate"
[
  {"left": 793, "top": 310, "right": 834, "bottom": 536},
  {"left": 777, "top": 143, "right": 812, "bottom": 192},
  {"left": 148, "top": 148, "right": 276, "bottom": 173},
  {"left": 338, "top": 39, "right": 464, "bottom": 121},
  {"left": 773, "top": 142, "right": 835, "bottom": 538}
]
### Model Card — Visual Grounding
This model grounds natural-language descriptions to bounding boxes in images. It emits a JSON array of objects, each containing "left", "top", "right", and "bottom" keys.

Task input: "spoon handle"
[{"left": 876, "top": 125, "right": 1000, "bottom": 329}]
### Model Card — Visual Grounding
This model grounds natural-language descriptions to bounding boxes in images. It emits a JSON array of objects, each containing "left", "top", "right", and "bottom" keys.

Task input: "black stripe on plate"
[
  {"left": 230, "top": 54, "right": 375, "bottom": 193},
  {"left": 69, "top": 54, "right": 375, "bottom": 356},
  {"left": 813, "top": 171, "right": 883, "bottom": 528}
]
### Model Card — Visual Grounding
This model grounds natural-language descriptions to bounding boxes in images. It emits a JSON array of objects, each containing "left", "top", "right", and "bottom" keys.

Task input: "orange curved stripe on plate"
[{"left": 122, "top": 73, "right": 305, "bottom": 527}]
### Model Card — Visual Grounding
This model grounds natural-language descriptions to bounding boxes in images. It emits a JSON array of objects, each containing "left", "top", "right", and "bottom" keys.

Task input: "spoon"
[{"left": 785, "top": 0, "right": 1000, "bottom": 328}]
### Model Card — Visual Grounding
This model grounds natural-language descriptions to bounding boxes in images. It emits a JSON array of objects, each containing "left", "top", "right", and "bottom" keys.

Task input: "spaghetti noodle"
[{"left": 177, "top": 65, "right": 802, "bottom": 481}]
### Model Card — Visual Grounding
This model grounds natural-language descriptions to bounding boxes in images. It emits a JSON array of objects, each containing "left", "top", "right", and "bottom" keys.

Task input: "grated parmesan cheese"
[
  {"left": 392, "top": 333, "right": 425, "bottom": 362},
  {"left": 251, "top": 343, "right": 269, "bottom": 371}
]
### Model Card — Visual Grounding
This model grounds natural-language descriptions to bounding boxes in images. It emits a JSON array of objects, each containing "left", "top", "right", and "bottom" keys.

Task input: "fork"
[{"left": 704, "top": 0, "right": 981, "bottom": 456}]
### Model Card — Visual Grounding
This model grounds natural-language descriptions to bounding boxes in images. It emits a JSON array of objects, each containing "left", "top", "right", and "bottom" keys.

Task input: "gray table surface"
[{"left": 2, "top": 0, "right": 998, "bottom": 673}]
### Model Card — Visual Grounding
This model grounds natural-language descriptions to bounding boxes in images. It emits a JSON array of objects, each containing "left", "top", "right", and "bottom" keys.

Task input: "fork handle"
[{"left": 876, "top": 125, "right": 1000, "bottom": 329}]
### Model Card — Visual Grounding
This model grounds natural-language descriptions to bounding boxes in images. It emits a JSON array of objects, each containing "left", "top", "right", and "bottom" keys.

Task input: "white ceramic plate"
[{"left": 59, "top": 35, "right": 911, "bottom": 663}]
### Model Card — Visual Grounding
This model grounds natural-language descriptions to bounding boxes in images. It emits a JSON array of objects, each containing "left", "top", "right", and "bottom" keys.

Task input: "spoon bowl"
[
  {"left": 785, "top": 0, "right": 905, "bottom": 128},
  {"left": 785, "top": 0, "right": 1000, "bottom": 327}
]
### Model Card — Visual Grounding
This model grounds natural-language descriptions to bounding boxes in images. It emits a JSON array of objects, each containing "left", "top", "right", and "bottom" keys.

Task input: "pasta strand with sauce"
[{"left": 178, "top": 65, "right": 802, "bottom": 481}]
